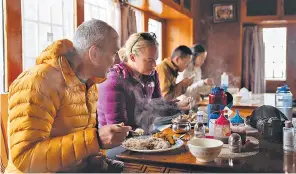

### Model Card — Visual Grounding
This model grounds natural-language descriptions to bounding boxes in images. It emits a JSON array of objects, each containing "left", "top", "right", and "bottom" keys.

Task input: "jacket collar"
[
  {"left": 164, "top": 58, "right": 179, "bottom": 77},
  {"left": 58, "top": 56, "right": 106, "bottom": 87}
]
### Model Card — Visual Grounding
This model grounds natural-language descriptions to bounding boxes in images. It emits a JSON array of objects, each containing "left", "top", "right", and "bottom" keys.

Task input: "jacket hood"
[
  {"left": 36, "top": 39, "right": 105, "bottom": 85},
  {"left": 36, "top": 39, "right": 74, "bottom": 67}
]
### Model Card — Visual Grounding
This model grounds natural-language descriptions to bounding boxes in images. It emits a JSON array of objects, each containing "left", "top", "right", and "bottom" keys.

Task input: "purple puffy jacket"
[{"left": 97, "top": 62, "right": 162, "bottom": 128}]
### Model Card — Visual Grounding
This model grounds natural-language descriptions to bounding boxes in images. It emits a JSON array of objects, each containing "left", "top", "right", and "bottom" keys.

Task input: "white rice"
[{"left": 122, "top": 137, "right": 171, "bottom": 150}]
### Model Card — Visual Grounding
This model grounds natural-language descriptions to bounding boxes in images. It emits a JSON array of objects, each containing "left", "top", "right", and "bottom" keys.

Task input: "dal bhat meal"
[{"left": 122, "top": 132, "right": 176, "bottom": 150}]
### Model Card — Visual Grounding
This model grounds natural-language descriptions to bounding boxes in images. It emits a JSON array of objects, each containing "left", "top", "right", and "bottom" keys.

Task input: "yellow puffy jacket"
[{"left": 5, "top": 40, "right": 105, "bottom": 173}]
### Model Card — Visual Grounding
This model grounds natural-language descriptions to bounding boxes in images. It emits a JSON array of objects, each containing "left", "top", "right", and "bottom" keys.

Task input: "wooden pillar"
[
  {"left": 75, "top": 0, "right": 84, "bottom": 28},
  {"left": 4, "top": 0, "right": 22, "bottom": 89}
]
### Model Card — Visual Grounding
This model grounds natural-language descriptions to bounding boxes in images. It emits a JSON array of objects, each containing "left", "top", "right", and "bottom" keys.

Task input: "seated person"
[
  {"left": 156, "top": 46, "right": 194, "bottom": 106},
  {"left": 176, "top": 44, "right": 214, "bottom": 102},
  {"left": 5, "top": 20, "right": 131, "bottom": 173},
  {"left": 97, "top": 32, "right": 161, "bottom": 129}
]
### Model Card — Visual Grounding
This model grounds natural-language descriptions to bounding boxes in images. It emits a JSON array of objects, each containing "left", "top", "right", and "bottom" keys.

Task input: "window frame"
[
  {"left": 148, "top": 18, "right": 163, "bottom": 65},
  {"left": 143, "top": 13, "right": 164, "bottom": 63},
  {"left": 84, "top": 0, "right": 108, "bottom": 21},
  {"left": 0, "top": 0, "right": 5, "bottom": 93},
  {"left": 2, "top": 0, "right": 84, "bottom": 89},
  {"left": 21, "top": 0, "right": 75, "bottom": 70}
]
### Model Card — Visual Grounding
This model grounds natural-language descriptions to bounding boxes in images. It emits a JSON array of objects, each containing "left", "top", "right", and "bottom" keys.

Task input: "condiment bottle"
[
  {"left": 283, "top": 121, "right": 294, "bottom": 151},
  {"left": 230, "top": 110, "right": 247, "bottom": 144},
  {"left": 214, "top": 110, "right": 231, "bottom": 137},
  {"left": 208, "top": 87, "right": 227, "bottom": 136},
  {"left": 194, "top": 111, "right": 205, "bottom": 138}
]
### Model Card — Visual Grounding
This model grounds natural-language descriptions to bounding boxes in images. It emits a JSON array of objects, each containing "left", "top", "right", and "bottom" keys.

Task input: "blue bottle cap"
[
  {"left": 230, "top": 110, "right": 244, "bottom": 124},
  {"left": 277, "top": 85, "right": 290, "bottom": 93},
  {"left": 211, "top": 86, "right": 224, "bottom": 95}
]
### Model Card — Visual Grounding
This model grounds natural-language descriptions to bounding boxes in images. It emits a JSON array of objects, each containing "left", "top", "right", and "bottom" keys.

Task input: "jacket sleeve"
[
  {"left": 8, "top": 74, "right": 100, "bottom": 173},
  {"left": 156, "top": 65, "right": 185, "bottom": 101},
  {"left": 97, "top": 73, "right": 127, "bottom": 125}
]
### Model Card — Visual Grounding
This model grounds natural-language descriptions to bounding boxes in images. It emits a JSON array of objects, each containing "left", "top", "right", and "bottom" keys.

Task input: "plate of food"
[{"left": 122, "top": 133, "right": 183, "bottom": 153}]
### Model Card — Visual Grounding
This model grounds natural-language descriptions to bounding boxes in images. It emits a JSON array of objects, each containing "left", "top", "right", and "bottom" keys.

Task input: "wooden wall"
[
  {"left": 195, "top": 0, "right": 242, "bottom": 88},
  {"left": 163, "top": 19, "right": 193, "bottom": 58},
  {"left": 195, "top": 0, "right": 296, "bottom": 98}
]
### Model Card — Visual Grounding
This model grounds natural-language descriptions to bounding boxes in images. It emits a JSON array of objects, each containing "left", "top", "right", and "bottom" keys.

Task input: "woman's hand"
[
  {"left": 176, "top": 97, "right": 196, "bottom": 111},
  {"left": 181, "top": 77, "right": 194, "bottom": 87},
  {"left": 204, "top": 78, "right": 214, "bottom": 86}
]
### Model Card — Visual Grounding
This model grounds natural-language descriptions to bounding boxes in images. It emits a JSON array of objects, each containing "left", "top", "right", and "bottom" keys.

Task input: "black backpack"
[{"left": 246, "top": 105, "right": 288, "bottom": 143}]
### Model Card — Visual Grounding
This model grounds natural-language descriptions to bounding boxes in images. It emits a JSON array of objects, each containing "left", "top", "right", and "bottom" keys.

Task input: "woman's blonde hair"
[{"left": 118, "top": 32, "right": 158, "bottom": 62}]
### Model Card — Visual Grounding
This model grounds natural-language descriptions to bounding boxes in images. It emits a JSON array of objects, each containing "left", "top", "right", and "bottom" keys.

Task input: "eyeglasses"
[{"left": 130, "top": 32, "right": 157, "bottom": 53}]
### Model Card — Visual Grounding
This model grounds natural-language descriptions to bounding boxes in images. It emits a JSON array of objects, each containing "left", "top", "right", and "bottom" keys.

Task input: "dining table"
[
  {"left": 116, "top": 127, "right": 296, "bottom": 173},
  {"left": 198, "top": 93, "right": 276, "bottom": 117}
]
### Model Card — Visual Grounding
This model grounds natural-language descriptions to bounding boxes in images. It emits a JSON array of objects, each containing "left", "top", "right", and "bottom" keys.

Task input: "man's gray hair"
[{"left": 73, "top": 19, "right": 114, "bottom": 55}]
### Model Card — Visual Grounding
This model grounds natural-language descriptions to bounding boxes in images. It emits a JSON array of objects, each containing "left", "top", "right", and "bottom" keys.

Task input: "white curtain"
[{"left": 105, "top": 1, "right": 121, "bottom": 43}]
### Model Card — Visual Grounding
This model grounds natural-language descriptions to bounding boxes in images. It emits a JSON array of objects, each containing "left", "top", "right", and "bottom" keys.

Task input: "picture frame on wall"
[{"left": 213, "top": 3, "right": 236, "bottom": 23}]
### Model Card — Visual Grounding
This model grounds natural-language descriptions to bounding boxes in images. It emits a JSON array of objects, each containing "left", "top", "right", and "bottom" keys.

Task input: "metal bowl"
[{"left": 172, "top": 120, "right": 191, "bottom": 133}]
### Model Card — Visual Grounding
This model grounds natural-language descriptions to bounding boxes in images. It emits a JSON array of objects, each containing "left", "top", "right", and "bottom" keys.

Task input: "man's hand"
[
  {"left": 204, "top": 78, "right": 214, "bottom": 86},
  {"left": 98, "top": 124, "right": 131, "bottom": 149},
  {"left": 181, "top": 77, "right": 193, "bottom": 87}
]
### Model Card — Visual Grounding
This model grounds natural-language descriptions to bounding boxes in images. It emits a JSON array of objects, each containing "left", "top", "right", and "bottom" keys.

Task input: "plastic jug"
[
  {"left": 209, "top": 87, "right": 227, "bottom": 105},
  {"left": 214, "top": 111, "right": 231, "bottom": 137},
  {"left": 275, "top": 85, "right": 293, "bottom": 121},
  {"left": 221, "top": 72, "right": 229, "bottom": 91},
  {"left": 207, "top": 87, "right": 227, "bottom": 135}
]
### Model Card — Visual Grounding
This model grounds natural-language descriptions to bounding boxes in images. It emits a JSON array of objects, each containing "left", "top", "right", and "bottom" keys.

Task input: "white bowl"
[{"left": 187, "top": 138, "right": 223, "bottom": 162}]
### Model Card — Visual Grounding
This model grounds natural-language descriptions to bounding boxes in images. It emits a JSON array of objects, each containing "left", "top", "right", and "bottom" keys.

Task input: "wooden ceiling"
[{"left": 127, "top": 0, "right": 190, "bottom": 19}]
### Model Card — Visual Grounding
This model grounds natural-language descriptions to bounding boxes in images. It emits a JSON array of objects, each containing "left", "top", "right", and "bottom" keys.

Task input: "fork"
[{"left": 115, "top": 123, "right": 140, "bottom": 137}]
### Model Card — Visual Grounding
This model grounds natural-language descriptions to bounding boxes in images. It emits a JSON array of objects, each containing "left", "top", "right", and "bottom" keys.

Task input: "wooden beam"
[
  {"left": 143, "top": 13, "right": 149, "bottom": 32},
  {"left": 4, "top": 0, "right": 22, "bottom": 89},
  {"left": 75, "top": 0, "right": 84, "bottom": 28},
  {"left": 278, "top": 0, "right": 284, "bottom": 19}
]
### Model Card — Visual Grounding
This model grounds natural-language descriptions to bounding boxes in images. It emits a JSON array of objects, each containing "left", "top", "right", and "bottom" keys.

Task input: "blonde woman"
[{"left": 97, "top": 32, "right": 162, "bottom": 128}]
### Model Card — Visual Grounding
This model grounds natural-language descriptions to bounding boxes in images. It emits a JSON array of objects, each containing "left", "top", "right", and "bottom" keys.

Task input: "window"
[
  {"left": 263, "top": 27, "right": 287, "bottom": 80},
  {"left": 0, "top": 0, "right": 4, "bottom": 92},
  {"left": 84, "top": 0, "right": 108, "bottom": 22},
  {"left": 135, "top": 10, "right": 143, "bottom": 32},
  {"left": 148, "top": 18, "right": 162, "bottom": 65},
  {"left": 84, "top": 0, "right": 120, "bottom": 33},
  {"left": 21, "top": 0, "right": 74, "bottom": 70}
]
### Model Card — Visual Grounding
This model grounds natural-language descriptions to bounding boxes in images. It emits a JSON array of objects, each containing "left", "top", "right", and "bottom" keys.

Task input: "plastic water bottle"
[
  {"left": 275, "top": 85, "right": 293, "bottom": 121},
  {"left": 194, "top": 111, "right": 205, "bottom": 138},
  {"left": 221, "top": 72, "right": 229, "bottom": 91}
]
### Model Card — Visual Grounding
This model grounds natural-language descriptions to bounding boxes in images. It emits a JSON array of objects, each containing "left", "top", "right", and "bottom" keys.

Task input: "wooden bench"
[{"left": 1, "top": 93, "right": 8, "bottom": 173}]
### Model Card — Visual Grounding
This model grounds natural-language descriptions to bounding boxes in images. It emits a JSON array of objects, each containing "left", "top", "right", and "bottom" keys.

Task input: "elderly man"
[{"left": 5, "top": 20, "right": 131, "bottom": 173}]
